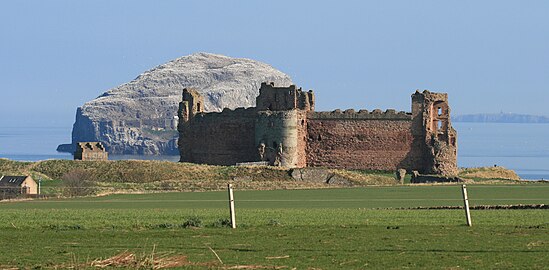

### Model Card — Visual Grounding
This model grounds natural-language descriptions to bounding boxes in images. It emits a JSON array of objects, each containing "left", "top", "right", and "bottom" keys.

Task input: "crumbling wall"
[
  {"left": 411, "top": 90, "right": 458, "bottom": 175},
  {"left": 306, "top": 110, "right": 422, "bottom": 170},
  {"left": 179, "top": 108, "right": 258, "bottom": 165}
]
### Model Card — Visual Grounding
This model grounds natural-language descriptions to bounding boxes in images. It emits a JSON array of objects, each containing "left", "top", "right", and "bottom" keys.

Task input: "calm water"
[
  {"left": 0, "top": 126, "right": 179, "bottom": 162},
  {"left": 0, "top": 123, "right": 548, "bottom": 179},
  {"left": 454, "top": 122, "right": 549, "bottom": 180}
]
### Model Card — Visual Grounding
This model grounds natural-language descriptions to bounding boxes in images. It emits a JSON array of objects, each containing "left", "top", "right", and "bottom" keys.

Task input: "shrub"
[
  {"left": 267, "top": 219, "right": 282, "bottom": 226},
  {"left": 210, "top": 218, "right": 231, "bottom": 228},
  {"left": 61, "top": 169, "right": 96, "bottom": 197},
  {"left": 182, "top": 216, "right": 203, "bottom": 228},
  {"left": 153, "top": 223, "right": 176, "bottom": 229}
]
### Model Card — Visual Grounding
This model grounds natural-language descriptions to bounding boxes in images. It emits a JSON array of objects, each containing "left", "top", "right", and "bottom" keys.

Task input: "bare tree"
[{"left": 61, "top": 169, "right": 96, "bottom": 197}]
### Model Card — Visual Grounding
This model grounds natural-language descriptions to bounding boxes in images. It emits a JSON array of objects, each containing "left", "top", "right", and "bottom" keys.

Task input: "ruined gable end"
[
  {"left": 178, "top": 88, "right": 204, "bottom": 124},
  {"left": 74, "top": 142, "right": 109, "bottom": 161}
]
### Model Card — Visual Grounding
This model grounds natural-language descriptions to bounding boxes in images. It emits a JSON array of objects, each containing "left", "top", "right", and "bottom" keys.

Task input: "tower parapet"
[{"left": 256, "top": 82, "right": 314, "bottom": 111}]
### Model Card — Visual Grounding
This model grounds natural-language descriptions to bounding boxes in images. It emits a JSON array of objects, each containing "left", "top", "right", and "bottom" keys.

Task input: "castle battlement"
[
  {"left": 190, "top": 107, "right": 257, "bottom": 121},
  {"left": 309, "top": 109, "right": 411, "bottom": 120},
  {"left": 178, "top": 84, "right": 458, "bottom": 175}
]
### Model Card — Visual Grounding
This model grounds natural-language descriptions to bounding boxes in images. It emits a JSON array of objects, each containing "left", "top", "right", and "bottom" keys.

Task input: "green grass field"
[{"left": 1, "top": 185, "right": 548, "bottom": 269}]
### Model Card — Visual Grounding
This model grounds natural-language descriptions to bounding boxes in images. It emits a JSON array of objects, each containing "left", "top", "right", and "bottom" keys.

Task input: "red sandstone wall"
[
  {"left": 306, "top": 119, "right": 423, "bottom": 170},
  {"left": 181, "top": 110, "right": 258, "bottom": 165}
]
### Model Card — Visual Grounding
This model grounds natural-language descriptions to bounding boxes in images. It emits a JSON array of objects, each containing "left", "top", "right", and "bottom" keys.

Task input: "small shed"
[
  {"left": 74, "top": 142, "right": 108, "bottom": 161},
  {"left": 0, "top": 175, "right": 38, "bottom": 195}
]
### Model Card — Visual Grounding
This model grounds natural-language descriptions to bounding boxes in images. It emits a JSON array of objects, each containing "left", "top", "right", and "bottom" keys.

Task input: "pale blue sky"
[{"left": 1, "top": 0, "right": 548, "bottom": 127}]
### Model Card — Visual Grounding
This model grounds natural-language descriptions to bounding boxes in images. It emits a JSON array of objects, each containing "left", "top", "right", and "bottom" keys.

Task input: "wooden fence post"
[
  {"left": 461, "top": 184, "right": 472, "bottom": 227},
  {"left": 228, "top": 184, "right": 236, "bottom": 229}
]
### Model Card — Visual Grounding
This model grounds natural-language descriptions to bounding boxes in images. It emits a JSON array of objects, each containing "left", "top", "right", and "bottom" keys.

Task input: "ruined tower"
[
  {"left": 178, "top": 88, "right": 204, "bottom": 123},
  {"left": 177, "top": 88, "right": 204, "bottom": 162},
  {"left": 411, "top": 90, "right": 458, "bottom": 176},
  {"left": 254, "top": 83, "right": 314, "bottom": 167}
]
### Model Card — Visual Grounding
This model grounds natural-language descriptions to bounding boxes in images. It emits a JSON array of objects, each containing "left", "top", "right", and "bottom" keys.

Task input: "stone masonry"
[
  {"left": 178, "top": 83, "right": 458, "bottom": 175},
  {"left": 74, "top": 142, "right": 109, "bottom": 161}
]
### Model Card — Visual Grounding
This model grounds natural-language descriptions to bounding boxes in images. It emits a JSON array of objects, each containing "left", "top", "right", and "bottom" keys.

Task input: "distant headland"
[{"left": 453, "top": 113, "right": 549, "bottom": 123}]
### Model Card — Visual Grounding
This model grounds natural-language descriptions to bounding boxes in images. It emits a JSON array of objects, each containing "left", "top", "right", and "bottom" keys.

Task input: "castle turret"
[
  {"left": 178, "top": 88, "right": 204, "bottom": 123},
  {"left": 254, "top": 82, "right": 312, "bottom": 168},
  {"left": 256, "top": 82, "right": 315, "bottom": 111},
  {"left": 411, "top": 90, "right": 458, "bottom": 175}
]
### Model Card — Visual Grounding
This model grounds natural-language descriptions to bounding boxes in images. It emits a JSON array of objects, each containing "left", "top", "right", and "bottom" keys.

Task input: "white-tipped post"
[
  {"left": 461, "top": 184, "right": 472, "bottom": 227},
  {"left": 228, "top": 184, "right": 236, "bottom": 229}
]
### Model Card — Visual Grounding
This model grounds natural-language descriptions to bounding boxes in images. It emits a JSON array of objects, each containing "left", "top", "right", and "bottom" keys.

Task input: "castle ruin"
[
  {"left": 74, "top": 142, "right": 109, "bottom": 161},
  {"left": 178, "top": 83, "right": 457, "bottom": 175}
]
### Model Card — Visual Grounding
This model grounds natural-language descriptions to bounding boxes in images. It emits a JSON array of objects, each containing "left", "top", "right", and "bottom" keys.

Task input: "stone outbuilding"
[
  {"left": 74, "top": 142, "right": 108, "bottom": 161},
  {"left": 0, "top": 175, "right": 38, "bottom": 197}
]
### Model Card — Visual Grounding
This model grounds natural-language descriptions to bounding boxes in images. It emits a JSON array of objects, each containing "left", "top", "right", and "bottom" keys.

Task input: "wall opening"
[
  {"left": 196, "top": 102, "right": 201, "bottom": 112},
  {"left": 437, "top": 107, "right": 442, "bottom": 116},
  {"left": 437, "top": 120, "right": 443, "bottom": 131}
]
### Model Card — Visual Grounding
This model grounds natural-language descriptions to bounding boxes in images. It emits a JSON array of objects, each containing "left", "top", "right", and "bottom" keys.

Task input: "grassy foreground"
[{"left": 0, "top": 185, "right": 548, "bottom": 269}]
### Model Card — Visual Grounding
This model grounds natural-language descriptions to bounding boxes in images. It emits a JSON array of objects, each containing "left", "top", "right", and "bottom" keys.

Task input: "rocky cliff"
[{"left": 57, "top": 53, "right": 293, "bottom": 155}]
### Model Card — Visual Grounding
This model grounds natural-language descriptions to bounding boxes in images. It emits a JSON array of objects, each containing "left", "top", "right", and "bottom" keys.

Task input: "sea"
[{"left": 0, "top": 123, "right": 548, "bottom": 180}]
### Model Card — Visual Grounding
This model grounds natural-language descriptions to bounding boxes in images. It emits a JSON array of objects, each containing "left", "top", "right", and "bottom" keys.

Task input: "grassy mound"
[
  {"left": 459, "top": 166, "right": 521, "bottom": 181},
  {"left": 1, "top": 159, "right": 291, "bottom": 182},
  {"left": 332, "top": 169, "right": 398, "bottom": 185},
  {"left": 1, "top": 159, "right": 532, "bottom": 195},
  {"left": 1, "top": 159, "right": 305, "bottom": 192}
]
